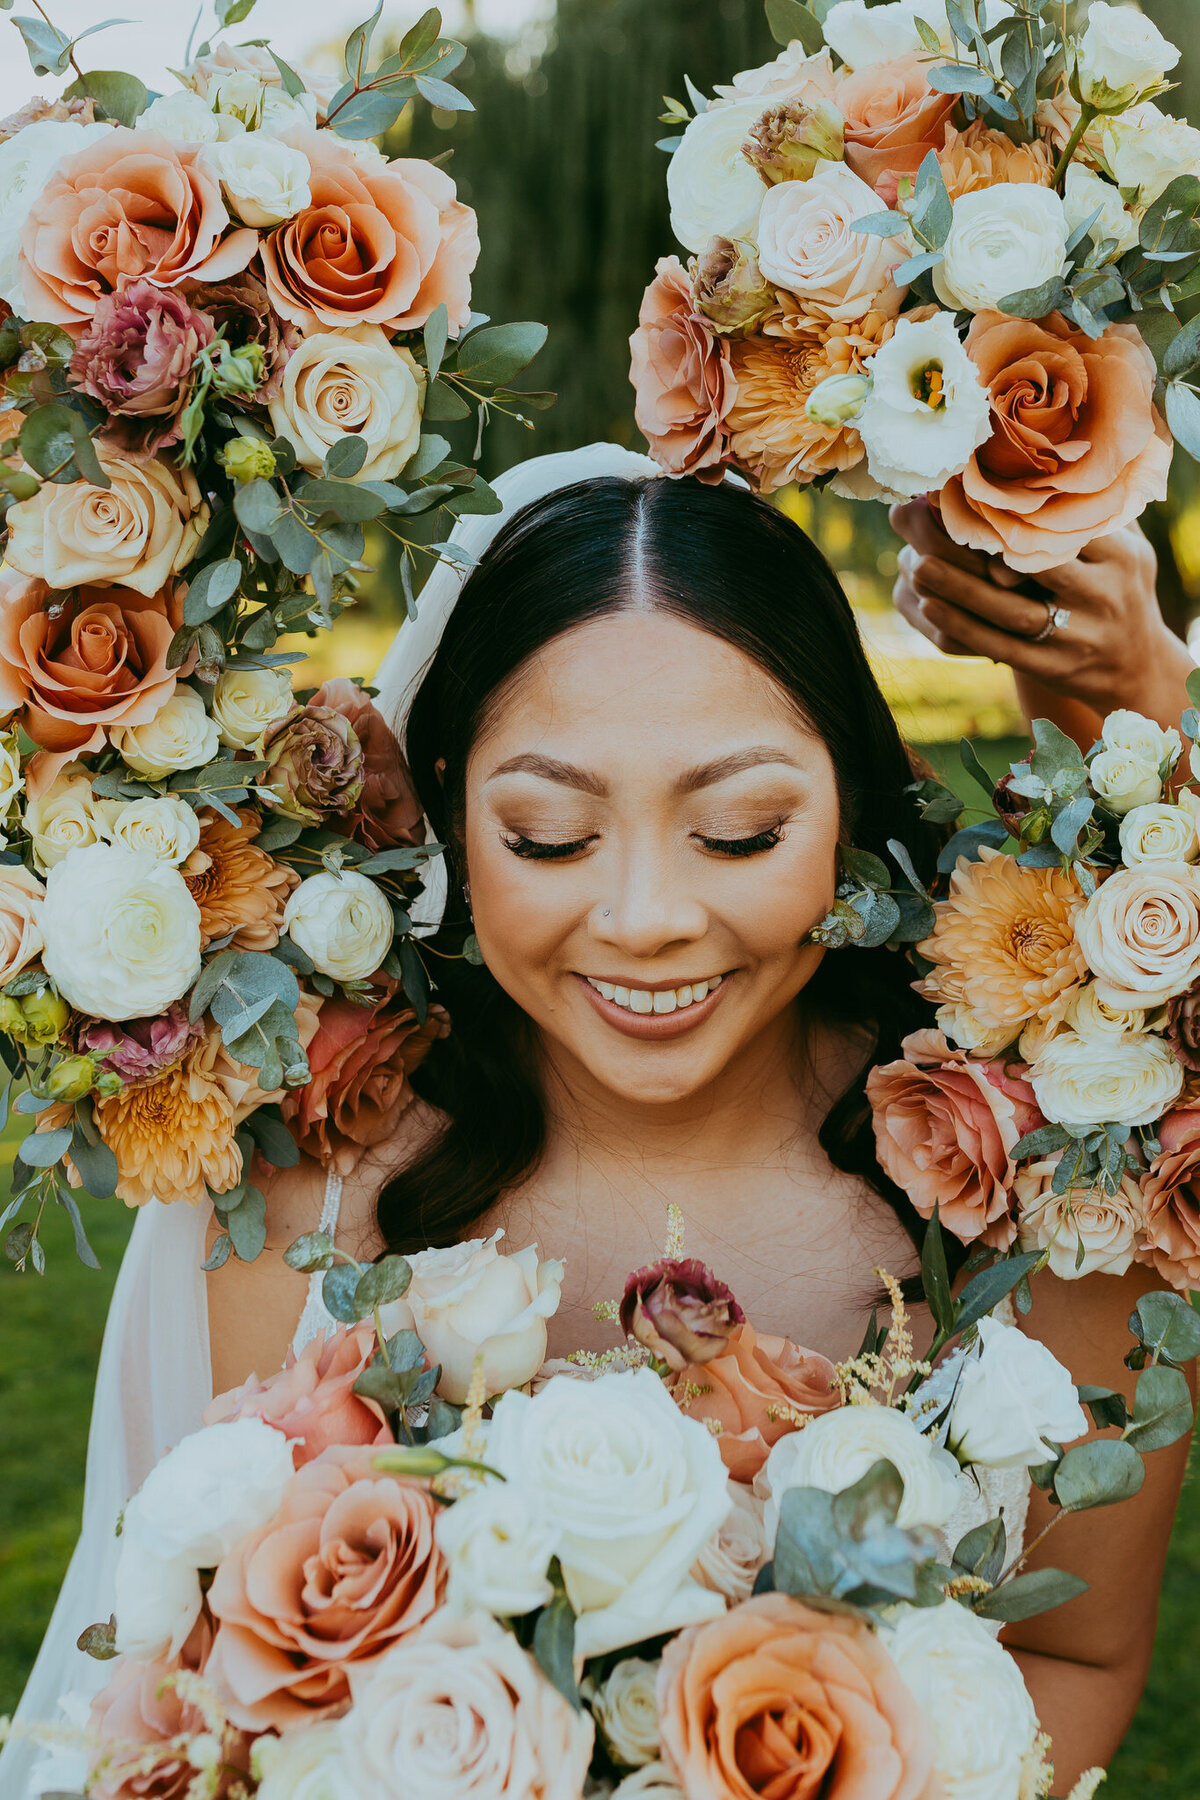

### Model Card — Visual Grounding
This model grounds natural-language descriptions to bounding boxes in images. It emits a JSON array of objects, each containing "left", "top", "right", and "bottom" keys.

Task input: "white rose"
[
  {"left": 934, "top": 183, "right": 1069, "bottom": 315},
  {"left": 212, "top": 666, "right": 295, "bottom": 750},
  {"left": 858, "top": 311, "right": 992, "bottom": 499},
  {"left": 947, "top": 1315, "right": 1088, "bottom": 1469},
  {"left": 1031, "top": 1027, "right": 1182, "bottom": 1130},
  {"left": 111, "top": 688, "right": 220, "bottom": 778},
  {"left": 0, "top": 864, "right": 44, "bottom": 985},
  {"left": 691, "top": 1482, "right": 766, "bottom": 1606},
  {"left": 1065, "top": 981, "right": 1152, "bottom": 1040},
  {"left": 667, "top": 99, "right": 770, "bottom": 254},
  {"left": 268, "top": 324, "right": 423, "bottom": 482},
  {"left": 139, "top": 89, "right": 222, "bottom": 143},
  {"left": 757, "top": 161, "right": 907, "bottom": 322},
  {"left": 760, "top": 1401, "right": 962, "bottom": 1540},
  {"left": 123, "top": 1418, "right": 295, "bottom": 1565},
  {"left": 585, "top": 1659, "right": 662, "bottom": 1769},
  {"left": 208, "top": 69, "right": 264, "bottom": 135},
  {"left": 1105, "top": 107, "right": 1200, "bottom": 205},
  {"left": 1016, "top": 1156, "right": 1145, "bottom": 1279},
  {"left": 1120, "top": 801, "right": 1200, "bottom": 866},
  {"left": 435, "top": 1482, "right": 558, "bottom": 1617},
  {"left": 1090, "top": 748, "right": 1164, "bottom": 815},
  {"left": 612, "top": 1766, "right": 685, "bottom": 1800},
  {"left": 108, "top": 796, "right": 203, "bottom": 866},
  {"left": 935, "top": 1000, "right": 1017, "bottom": 1058},
  {"left": 822, "top": 0, "right": 929, "bottom": 66},
  {"left": 713, "top": 45, "right": 838, "bottom": 104},
  {"left": 256, "top": 1723, "right": 355, "bottom": 1800},
  {"left": 1101, "top": 707, "right": 1182, "bottom": 769},
  {"left": 886, "top": 1601, "right": 1040, "bottom": 1798},
  {"left": 407, "top": 1229, "right": 566, "bottom": 1404},
  {"left": 206, "top": 133, "right": 311, "bottom": 227},
  {"left": 259, "top": 88, "right": 320, "bottom": 136},
  {"left": 1076, "top": 1, "right": 1180, "bottom": 112},
  {"left": 1063, "top": 163, "right": 1139, "bottom": 258},
  {"left": 113, "top": 1541, "right": 203, "bottom": 1662},
  {"left": 0, "top": 734, "right": 24, "bottom": 821},
  {"left": 488, "top": 1368, "right": 731, "bottom": 1660},
  {"left": 283, "top": 868, "right": 395, "bottom": 982},
  {"left": 5, "top": 451, "right": 206, "bottom": 598},
  {"left": 1076, "top": 862, "right": 1200, "bottom": 1007},
  {"left": 0, "top": 118, "right": 112, "bottom": 312},
  {"left": 40, "top": 842, "right": 202, "bottom": 1021}
]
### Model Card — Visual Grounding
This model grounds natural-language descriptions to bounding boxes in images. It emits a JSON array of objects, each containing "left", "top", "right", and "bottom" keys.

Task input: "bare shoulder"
[{"left": 337, "top": 1097, "right": 447, "bottom": 1259}]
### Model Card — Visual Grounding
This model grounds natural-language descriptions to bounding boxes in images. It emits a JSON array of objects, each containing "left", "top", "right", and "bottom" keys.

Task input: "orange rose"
[
  {"left": 671, "top": 1322, "right": 839, "bottom": 1482},
  {"left": 19, "top": 129, "right": 255, "bottom": 330},
  {"left": 205, "top": 1322, "right": 391, "bottom": 1465},
  {"left": 261, "top": 132, "right": 478, "bottom": 333},
  {"left": 631, "top": 256, "right": 737, "bottom": 479},
  {"left": 1141, "top": 1105, "right": 1200, "bottom": 1291},
  {"left": 940, "top": 311, "right": 1172, "bottom": 574},
  {"left": 657, "top": 1593, "right": 939, "bottom": 1800},
  {"left": 838, "top": 55, "right": 958, "bottom": 207}
]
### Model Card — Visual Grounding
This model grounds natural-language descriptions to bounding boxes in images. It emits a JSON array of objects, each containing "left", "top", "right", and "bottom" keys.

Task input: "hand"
[{"left": 890, "top": 499, "right": 1195, "bottom": 732}]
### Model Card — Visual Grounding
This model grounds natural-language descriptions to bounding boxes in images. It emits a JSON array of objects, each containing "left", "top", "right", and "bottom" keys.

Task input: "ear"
[{"left": 435, "top": 756, "right": 447, "bottom": 786}]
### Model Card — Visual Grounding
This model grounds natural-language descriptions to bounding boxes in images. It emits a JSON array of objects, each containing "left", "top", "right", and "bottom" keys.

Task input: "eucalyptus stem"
[
  {"left": 1053, "top": 103, "right": 1097, "bottom": 188},
  {"left": 28, "top": 0, "right": 85, "bottom": 84},
  {"left": 993, "top": 1509, "right": 1065, "bottom": 1588}
]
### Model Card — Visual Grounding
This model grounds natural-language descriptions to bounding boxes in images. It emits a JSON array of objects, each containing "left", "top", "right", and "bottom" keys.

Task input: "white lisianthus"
[
  {"left": 407, "top": 1229, "right": 566, "bottom": 1404},
  {"left": 1120, "top": 801, "right": 1200, "bottom": 866},
  {"left": 934, "top": 183, "right": 1070, "bottom": 315},
  {"left": 857, "top": 311, "right": 992, "bottom": 499},
  {"left": 108, "top": 796, "right": 202, "bottom": 867},
  {"left": 40, "top": 843, "right": 202, "bottom": 1021},
  {"left": 1063, "top": 163, "right": 1139, "bottom": 258},
  {"left": 667, "top": 99, "right": 770, "bottom": 254},
  {"left": 761, "top": 1401, "right": 962, "bottom": 1540},
  {"left": 1065, "top": 982, "right": 1152, "bottom": 1040},
  {"left": 886, "top": 1601, "right": 1040, "bottom": 1797},
  {"left": 1102, "top": 708, "right": 1182, "bottom": 770},
  {"left": 487, "top": 1368, "right": 731, "bottom": 1660},
  {"left": 259, "top": 88, "right": 321, "bottom": 136},
  {"left": 935, "top": 1000, "right": 1017, "bottom": 1058},
  {"left": 268, "top": 325, "right": 423, "bottom": 482},
  {"left": 946, "top": 1315, "right": 1089, "bottom": 1469},
  {"left": 212, "top": 665, "right": 295, "bottom": 750},
  {"left": 1031, "top": 1027, "right": 1182, "bottom": 1130},
  {"left": 1090, "top": 747, "right": 1164, "bottom": 815},
  {"left": 585, "top": 1659, "right": 662, "bottom": 1769},
  {"left": 283, "top": 868, "right": 394, "bottom": 981},
  {"left": 113, "top": 1541, "right": 204, "bottom": 1662},
  {"left": 757, "top": 161, "right": 907, "bottom": 321},
  {"left": 111, "top": 688, "right": 220, "bottom": 779},
  {"left": 712, "top": 44, "right": 838, "bottom": 104},
  {"left": 255, "top": 1724, "right": 355, "bottom": 1800},
  {"left": 205, "top": 133, "right": 311, "bottom": 227},
  {"left": 1075, "top": 1, "right": 1180, "bottom": 113},
  {"left": 435, "top": 1483, "right": 558, "bottom": 1617},
  {"left": 1104, "top": 107, "right": 1200, "bottom": 206},
  {"left": 140, "top": 89, "right": 222, "bottom": 143},
  {"left": 0, "top": 117, "right": 113, "bottom": 312},
  {"left": 822, "top": 0, "right": 932, "bottom": 66},
  {"left": 1016, "top": 1156, "right": 1146, "bottom": 1279}
]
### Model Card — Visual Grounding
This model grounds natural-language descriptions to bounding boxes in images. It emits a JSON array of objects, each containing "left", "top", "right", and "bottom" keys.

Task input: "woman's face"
[{"left": 461, "top": 610, "right": 842, "bottom": 1107}]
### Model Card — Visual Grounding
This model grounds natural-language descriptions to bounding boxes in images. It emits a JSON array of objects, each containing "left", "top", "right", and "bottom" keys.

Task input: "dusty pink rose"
[
  {"left": 205, "top": 1322, "right": 390, "bottom": 1465},
  {"left": 631, "top": 255, "right": 737, "bottom": 479},
  {"left": 1167, "top": 989, "right": 1200, "bottom": 1071},
  {"left": 70, "top": 281, "right": 216, "bottom": 452},
  {"left": 672, "top": 1322, "right": 840, "bottom": 1483},
  {"left": 0, "top": 94, "right": 97, "bottom": 137},
  {"left": 311, "top": 677, "right": 424, "bottom": 852},
  {"left": 88, "top": 1619, "right": 252, "bottom": 1800},
  {"left": 189, "top": 272, "right": 300, "bottom": 405},
  {"left": 838, "top": 54, "right": 959, "bottom": 206},
  {"left": 77, "top": 1003, "right": 203, "bottom": 1082},
  {"left": 866, "top": 1027, "right": 1023, "bottom": 1248},
  {"left": 620, "top": 1256, "right": 745, "bottom": 1371},
  {"left": 1141, "top": 1105, "right": 1200, "bottom": 1290},
  {"left": 19, "top": 129, "right": 255, "bottom": 330}
]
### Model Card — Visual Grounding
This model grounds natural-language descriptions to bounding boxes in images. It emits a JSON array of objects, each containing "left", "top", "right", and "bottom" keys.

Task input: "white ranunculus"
[
  {"left": 113, "top": 1541, "right": 204, "bottom": 1662},
  {"left": 1105, "top": 107, "right": 1200, "bottom": 206},
  {"left": 1030, "top": 1027, "right": 1182, "bottom": 1131},
  {"left": 1016, "top": 1156, "right": 1145, "bottom": 1279},
  {"left": 934, "top": 182, "right": 1070, "bottom": 315},
  {"left": 40, "top": 842, "right": 202, "bottom": 1021},
  {"left": 259, "top": 88, "right": 321, "bottom": 136},
  {"left": 111, "top": 688, "right": 220, "bottom": 779},
  {"left": 488, "top": 1368, "right": 731, "bottom": 1660},
  {"left": 0, "top": 117, "right": 113, "bottom": 311},
  {"left": 205, "top": 133, "right": 311, "bottom": 227},
  {"left": 1120, "top": 801, "right": 1200, "bottom": 866},
  {"left": 124, "top": 1418, "right": 296, "bottom": 1565},
  {"left": 858, "top": 311, "right": 993, "bottom": 499},
  {"left": 1076, "top": 1, "right": 1180, "bottom": 112},
  {"left": 1065, "top": 981, "right": 1152, "bottom": 1041},
  {"left": 712, "top": 44, "right": 838, "bottom": 105},
  {"left": 757, "top": 160, "right": 907, "bottom": 321},
  {"left": 268, "top": 324, "right": 423, "bottom": 482},
  {"left": 1102, "top": 708, "right": 1181, "bottom": 769},
  {"left": 139, "top": 89, "right": 222, "bottom": 143},
  {"left": 611, "top": 1765, "right": 685, "bottom": 1800},
  {"left": 435, "top": 1482, "right": 558, "bottom": 1617},
  {"left": 946, "top": 1315, "right": 1088, "bottom": 1469},
  {"left": 283, "top": 868, "right": 394, "bottom": 982},
  {"left": 935, "top": 1000, "right": 1018, "bottom": 1058},
  {"left": 107, "top": 795, "right": 202, "bottom": 867},
  {"left": 255, "top": 1723, "right": 355, "bottom": 1800},
  {"left": 1090, "top": 747, "right": 1164, "bottom": 815},
  {"left": 212, "top": 666, "right": 295, "bottom": 750},
  {"left": 667, "top": 99, "right": 769, "bottom": 254},
  {"left": 585, "top": 1658, "right": 662, "bottom": 1769},
  {"left": 761, "top": 1401, "right": 962, "bottom": 1541},
  {"left": 1063, "top": 162, "right": 1139, "bottom": 258},
  {"left": 886, "top": 1601, "right": 1040, "bottom": 1798},
  {"left": 407, "top": 1229, "right": 566, "bottom": 1404}
]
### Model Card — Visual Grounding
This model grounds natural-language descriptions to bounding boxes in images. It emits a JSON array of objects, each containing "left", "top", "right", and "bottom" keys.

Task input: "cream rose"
[
  {"left": 1076, "top": 864, "right": 1200, "bottom": 1007},
  {"left": 1101, "top": 708, "right": 1182, "bottom": 769},
  {"left": 1076, "top": 1, "right": 1180, "bottom": 112},
  {"left": 435, "top": 1482, "right": 557, "bottom": 1618},
  {"left": 139, "top": 89, "right": 222, "bottom": 144},
  {"left": 1120, "top": 801, "right": 1200, "bottom": 866},
  {"left": 0, "top": 734, "right": 23, "bottom": 827},
  {"left": 407, "top": 1229, "right": 565, "bottom": 1405},
  {"left": 1016, "top": 1155, "right": 1146, "bottom": 1278},
  {"left": 111, "top": 687, "right": 220, "bottom": 778},
  {"left": 1030, "top": 1027, "right": 1183, "bottom": 1130},
  {"left": 585, "top": 1659, "right": 662, "bottom": 1769},
  {"left": 1105, "top": 107, "right": 1200, "bottom": 206},
  {"left": 108, "top": 795, "right": 203, "bottom": 866},
  {"left": 212, "top": 666, "right": 295, "bottom": 750},
  {"left": 1064, "top": 163, "right": 1138, "bottom": 258},
  {"left": 0, "top": 117, "right": 113, "bottom": 312},
  {"left": 757, "top": 161, "right": 907, "bottom": 321},
  {"left": 760, "top": 1401, "right": 962, "bottom": 1541},
  {"left": 934, "top": 182, "right": 1069, "bottom": 315},
  {"left": 1065, "top": 981, "right": 1153, "bottom": 1041},
  {"left": 946, "top": 1315, "right": 1088, "bottom": 1468},
  {"left": 255, "top": 1723, "right": 354, "bottom": 1800},
  {"left": 0, "top": 864, "right": 45, "bottom": 986},
  {"left": 40, "top": 842, "right": 203, "bottom": 1020},
  {"left": 283, "top": 868, "right": 394, "bottom": 982},
  {"left": 1090, "top": 748, "right": 1164, "bottom": 815},
  {"left": 24, "top": 764, "right": 112, "bottom": 874},
  {"left": 667, "top": 99, "right": 770, "bottom": 254},
  {"left": 206, "top": 132, "right": 311, "bottom": 227},
  {"left": 691, "top": 1482, "right": 766, "bottom": 1607},
  {"left": 268, "top": 324, "right": 423, "bottom": 482},
  {"left": 6, "top": 452, "right": 207, "bottom": 599}
]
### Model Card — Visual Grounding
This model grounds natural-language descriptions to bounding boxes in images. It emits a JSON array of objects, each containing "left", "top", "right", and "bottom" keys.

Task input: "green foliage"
[{"left": 63, "top": 69, "right": 147, "bottom": 125}]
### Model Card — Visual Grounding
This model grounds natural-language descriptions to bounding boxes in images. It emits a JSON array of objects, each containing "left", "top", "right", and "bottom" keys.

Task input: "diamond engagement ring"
[{"left": 1031, "top": 602, "right": 1070, "bottom": 643}]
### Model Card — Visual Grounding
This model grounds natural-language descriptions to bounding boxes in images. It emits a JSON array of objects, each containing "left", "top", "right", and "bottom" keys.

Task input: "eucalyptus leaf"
[
  {"left": 921, "top": 1207, "right": 954, "bottom": 1336},
  {"left": 1130, "top": 1291, "right": 1200, "bottom": 1366},
  {"left": 1054, "top": 1438, "right": 1145, "bottom": 1511},
  {"left": 937, "top": 820, "right": 1009, "bottom": 873},
  {"left": 242, "top": 1108, "right": 300, "bottom": 1168},
  {"left": 973, "top": 1567, "right": 1088, "bottom": 1623},
  {"left": 54, "top": 1186, "right": 100, "bottom": 1269},
  {"left": 354, "top": 1254, "right": 414, "bottom": 1315},
  {"left": 1125, "top": 1364, "right": 1194, "bottom": 1453},
  {"left": 954, "top": 1251, "right": 1041, "bottom": 1337},
  {"left": 840, "top": 845, "right": 891, "bottom": 891},
  {"left": 225, "top": 1185, "right": 266, "bottom": 1262},
  {"left": 64, "top": 69, "right": 147, "bottom": 126},
  {"left": 322, "top": 1261, "right": 363, "bottom": 1325},
  {"left": 17, "top": 1126, "right": 72, "bottom": 1168},
  {"left": 533, "top": 1591, "right": 580, "bottom": 1710},
  {"left": 1000, "top": 277, "right": 1069, "bottom": 319},
  {"left": 233, "top": 479, "right": 284, "bottom": 535},
  {"left": 952, "top": 1514, "right": 1006, "bottom": 1585},
  {"left": 765, "top": 0, "right": 823, "bottom": 52},
  {"left": 831, "top": 1458, "right": 904, "bottom": 1536},
  {"left": 12, "top": 13, "right": 73, "bottom": 74},
  {"left": 284, "top": 1231, "right": 335, "bottom": 1273},
  {"left": 415, "top": 74, "right": 471, "bottom": 111},
  {"left": 182, "top": 558, "right": 241, "bottom": 626},
  {"left": 1167, "top": 382, "right": 1200, "bottom": 461},
  {"left": 69, "top": 1130, "right": 118, "bottom": 1201},
  {"left": 324, "top": 435, "right": 369, "bottom": 480},
  {"left": 267, "top": 48, "right": 306, "bottom": 98},
  {"left": 456, "top": 321, "right": 548, "bottom": 385}
]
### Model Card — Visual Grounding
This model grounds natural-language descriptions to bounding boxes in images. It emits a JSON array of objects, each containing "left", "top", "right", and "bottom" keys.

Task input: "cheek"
[
  {"left": 739, "top": 820, "right": 840, "bottom": 959},
  {"left": 463, "top": 824, "right": 579, "bottom": 980}
]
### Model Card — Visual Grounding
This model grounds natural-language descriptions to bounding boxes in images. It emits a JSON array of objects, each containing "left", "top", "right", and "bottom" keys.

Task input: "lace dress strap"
[{"left": 290, "top": 1169, "right": 345, "bottom": 1355}]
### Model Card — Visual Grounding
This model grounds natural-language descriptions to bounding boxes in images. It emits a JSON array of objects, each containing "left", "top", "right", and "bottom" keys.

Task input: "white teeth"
[
  {"left": 594, "top": 980, "right": 616, "bottom": 1001},
  {"left": 676, "top": 985, "right": 693, "bottom": 1008},
  {"left": 585, "top": 975, "right": 724, "bottom": 1014},
  {"left": 630, "top": 989, "right": 654, "bottom": 1014},
  {"left": 653, "top": 990, "right": 676, "bottom": 1014},
  {"left": 614, "top": 986, "right": 630, "bottom": 1006}
]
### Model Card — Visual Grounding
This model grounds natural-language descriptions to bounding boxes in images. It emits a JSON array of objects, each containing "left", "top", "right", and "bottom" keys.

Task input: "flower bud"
[
  {"left": 805, "top": 370, "right": 871, "bottom": 430},
  {"left": 743, "top": 99, "right": 845, "bottom": 186},
  {"left": 45, "top": 1055, "right": 97, "bottom": 1103},
  {"left": 218, "top": 435, "right": 276, "bottom": 484},
  {"left": 0, "top": 993, "right": 26, "bottom": 1037},
  {"left": 690, "top": 237, "right": 775, "bottom": 335},
  {"left": 991, "top": 772, "right": 1032, "bottom": 840},
  {"left": 619, "top": 1256, "right": 745, "bottom": 1372},
  {"left": 1072, "top": 3, "right": 1180, "bottom": 115},
  {"left": 21, "top": 988, "right": 69, "bottom": 1044},
  {"left": 213, "top": 341, "right": 267, "bottom": 401},
  {"left": 94, "top": 1068, "right": 124, "bottom": 1098}
]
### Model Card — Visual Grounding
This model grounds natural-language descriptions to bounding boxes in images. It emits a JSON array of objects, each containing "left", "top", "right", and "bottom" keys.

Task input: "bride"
[{"left": 5, "top": 445, "right": 1191, "bottom": 1797}]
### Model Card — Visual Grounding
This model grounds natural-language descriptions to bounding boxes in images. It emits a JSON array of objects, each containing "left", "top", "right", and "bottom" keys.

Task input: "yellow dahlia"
[
  {"left": 96, "top": 1032, "right": 241, "bottom": 1207},
  {"left": 917, "top": 846, "right": 1088, "bottom": 1036},
  {"left": 182, "top": 807, "right": 297, "bottom": 951},
  {"left": 938, "top": 119, "right": 1055, "bottom": 201}
]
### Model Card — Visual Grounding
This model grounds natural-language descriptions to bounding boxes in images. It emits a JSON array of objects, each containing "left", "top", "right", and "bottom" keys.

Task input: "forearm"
[{"left": 1011, "top": 1646, "right": 1148, "bottom": 1796}]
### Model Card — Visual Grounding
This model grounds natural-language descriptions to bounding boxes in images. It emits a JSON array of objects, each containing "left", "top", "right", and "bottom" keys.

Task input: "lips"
[
  {"left": 574, "top": 971, "right": 732, "bottom": 1041},
  {"left": 584, "top": 974, "right": 726, "bottom": 1016}
]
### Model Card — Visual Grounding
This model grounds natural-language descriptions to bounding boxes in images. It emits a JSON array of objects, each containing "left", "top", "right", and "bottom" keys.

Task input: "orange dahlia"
[
  {"left": 938, "top": 119, "right": 1055, "bottom": 202},
  {"left": 182, "top": 807, "right": 297, "bottom": 951},
  {"left": 95, "top": 1031, "right": 242, "bottom": 1207}
]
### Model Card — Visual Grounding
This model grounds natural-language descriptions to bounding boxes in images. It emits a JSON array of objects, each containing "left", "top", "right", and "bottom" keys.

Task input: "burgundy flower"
[
  {"left": 311, "top": 678, "right": 424, "bottom": 853},
  {"left": 69, "top": 280, "right": 215, "bottom": 453},
  {"left": 188, "top": 272, "right": 300, "bottom": 405},
  {"left": 619, "top": 1257, "right": 745, "bottom": 1371},
  {"left": 77, "top": 1003, "right": 203, "bottom": 1082},
  {"left": 1168, "top": 989, "right": 1200, "bottom": 1072}
]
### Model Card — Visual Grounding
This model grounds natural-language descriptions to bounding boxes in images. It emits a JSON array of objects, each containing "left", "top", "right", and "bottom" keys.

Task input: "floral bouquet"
[
  {"left": 14, "top": 1213, "right": 1196, "bottom": 1800},
  {"left": 631, "top": 0, "right": 1200, "bottom": 572},
  {"left": 0, "top": 2, "right": 550, "bottom": 1273}
]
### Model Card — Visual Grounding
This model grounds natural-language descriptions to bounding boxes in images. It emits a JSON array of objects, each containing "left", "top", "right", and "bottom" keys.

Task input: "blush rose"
[
  {"left": 630, "top": 256, "right": 737, "bottom": 479},
  {"left": 671, "top": 1322, "right": 839, "bottom": 1482},
  {"left": 204, "top": 1321, "right": 391, "bottom": 1465}
]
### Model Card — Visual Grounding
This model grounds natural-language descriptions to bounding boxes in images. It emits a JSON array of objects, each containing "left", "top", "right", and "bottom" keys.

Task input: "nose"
[{"left": 589, "top": 840, "right": 708, "bottom": 959}]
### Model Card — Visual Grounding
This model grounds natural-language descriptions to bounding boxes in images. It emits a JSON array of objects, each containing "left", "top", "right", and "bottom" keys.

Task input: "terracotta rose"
[
  {"left": 672, "top": 1322, "right": 839, "bottom": 1482},
  {"left": 1142, "top": 1105, "right": 1200, "bottom": 1290},
  {"left": 630, "top": 256, "right": 737, "bottom": 480},
  {"left": 838, "top": 54, "right": 958, "bottom": 207},
  {"left": 204, "top": 1322, "right": 391, "bottom": 1466}
]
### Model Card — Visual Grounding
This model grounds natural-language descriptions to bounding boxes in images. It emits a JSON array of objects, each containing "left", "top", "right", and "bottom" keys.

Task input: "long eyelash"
[
  {"left": 696, "top": 824, "right": 786, "bottom": 858},
  {"left": 501, "top": 833, "right": 596, "bottom": 861}
]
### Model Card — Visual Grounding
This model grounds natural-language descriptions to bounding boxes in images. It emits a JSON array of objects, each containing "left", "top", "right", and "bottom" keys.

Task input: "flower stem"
[{"left": 1053, "top": 104, "right": 1097, "bottom": 189}]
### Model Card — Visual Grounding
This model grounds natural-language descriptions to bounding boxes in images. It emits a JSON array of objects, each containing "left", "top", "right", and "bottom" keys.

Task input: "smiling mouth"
[{"left": 582, "top": 974, "right": 726, "bottom": 1016}]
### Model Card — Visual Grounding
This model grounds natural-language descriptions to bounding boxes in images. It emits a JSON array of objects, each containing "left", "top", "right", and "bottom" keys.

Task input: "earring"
[{"left": 807, "top": 843, "right": 935, "bottom": 951}]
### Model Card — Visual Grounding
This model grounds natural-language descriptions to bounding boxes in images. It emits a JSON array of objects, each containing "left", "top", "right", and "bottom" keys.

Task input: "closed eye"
[
  {"left": 694, "top": 824, "right": 785, "bottom": 858},
  {"left": 501, "top": 832, "right": 598, "bottom": 861}
]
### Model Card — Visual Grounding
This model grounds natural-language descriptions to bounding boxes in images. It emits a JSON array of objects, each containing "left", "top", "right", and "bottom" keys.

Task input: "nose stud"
[{"left": 601, "top": 908, "right": 611, "bottom": 918}]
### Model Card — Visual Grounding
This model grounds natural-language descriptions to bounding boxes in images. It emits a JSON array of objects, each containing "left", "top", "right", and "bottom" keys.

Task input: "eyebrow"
[{"left": 486, "top": 746, "right": 802, "bottom": 797}]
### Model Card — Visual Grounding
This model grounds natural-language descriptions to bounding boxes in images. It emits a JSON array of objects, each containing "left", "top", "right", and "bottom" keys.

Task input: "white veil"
[{"left": 0, "top": 440, "right": 660, "bottom": 1796}]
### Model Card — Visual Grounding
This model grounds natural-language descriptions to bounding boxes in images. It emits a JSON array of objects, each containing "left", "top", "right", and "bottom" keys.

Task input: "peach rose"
[
  {"left": 671, "top": 1322, "right": 839, "bottom": 1483},
  {"left": 311, "top": 677, "right": 425, "bottom": 852},
  {"left": 1142, "top": 1105, "right": 1200, "bottom": 1290},
  {"left": 657, "top": 1593, "right": 939, "bottom": 1800},
  {"left": 866, "top": 1027, "right": 1023, "bottom": 1247},
  {"left": 940, "top": 311, "right": 1172, "bottom": 575},
  {"left": 1076, "top": 862, "right": 1200, "bottom": 1009},
  {"left": 206, "top": 1446, "right": 445, "bottom": 1729},
  {"left": 631, "top": 256, "right": 736, "bottom": 479},
  {"left": 18, "top": 129, "right": 255, "bottom": 329},
  {"left": 204, "top": 1322, "right": 390, "bottom": 1465},
  {"left": 261, "top": 131, "right": 478, "bottom": 333},
  {"left": 0, "top": 864, "right": 45, "bottom": 984},
  {"left": 838, "top": 54, "right": 958, "bottom": 207},
  {"left": 88, "top": 1619, "right": 252, "bottom": 1800}
]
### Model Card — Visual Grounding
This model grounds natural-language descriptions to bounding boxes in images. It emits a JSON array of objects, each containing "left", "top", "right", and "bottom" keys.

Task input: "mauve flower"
[
  {"left": 0, "top": 94, "right": 97, "bottom": 138},
  {"left": 311, "top": 678, "right": 424, "bottom": 852},
  {"left": 189, "top": 271, "right": 300, "bottom": 405},
  {"left": 77, "top": 1002, "right": 203, "bottom": 1082},
  {"left": 205, "top": 1321, "right": 390, "bottom": 1464},
  {"left": 69, "top": 280, "right": 215, "bottom": 453},
  {"left": 260, "top": 704, "right": 365, "bottom": 823},
  {"left": 619, "top": 1256, "right": 745, "bottom": 1371},
  {"left": 690, "top": 237, "right": 774, "bottom": 336},
  {"left": 1167, "top": 989, "right": 1200, "bottom": 1071}
]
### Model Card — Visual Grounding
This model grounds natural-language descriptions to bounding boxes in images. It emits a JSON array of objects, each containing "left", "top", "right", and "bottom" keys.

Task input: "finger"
[
  {"left": 892, "top": 577, "right": 978, "bottom": 659},
  {"left": 906, "top": 590, "right": 1067, "bottom": 674},
  {"left": 889, "top": 499, "right": 994, "bottom": 581},
  {"left": 900, "top": 547, "right": 1054, "bottom": 638}
]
